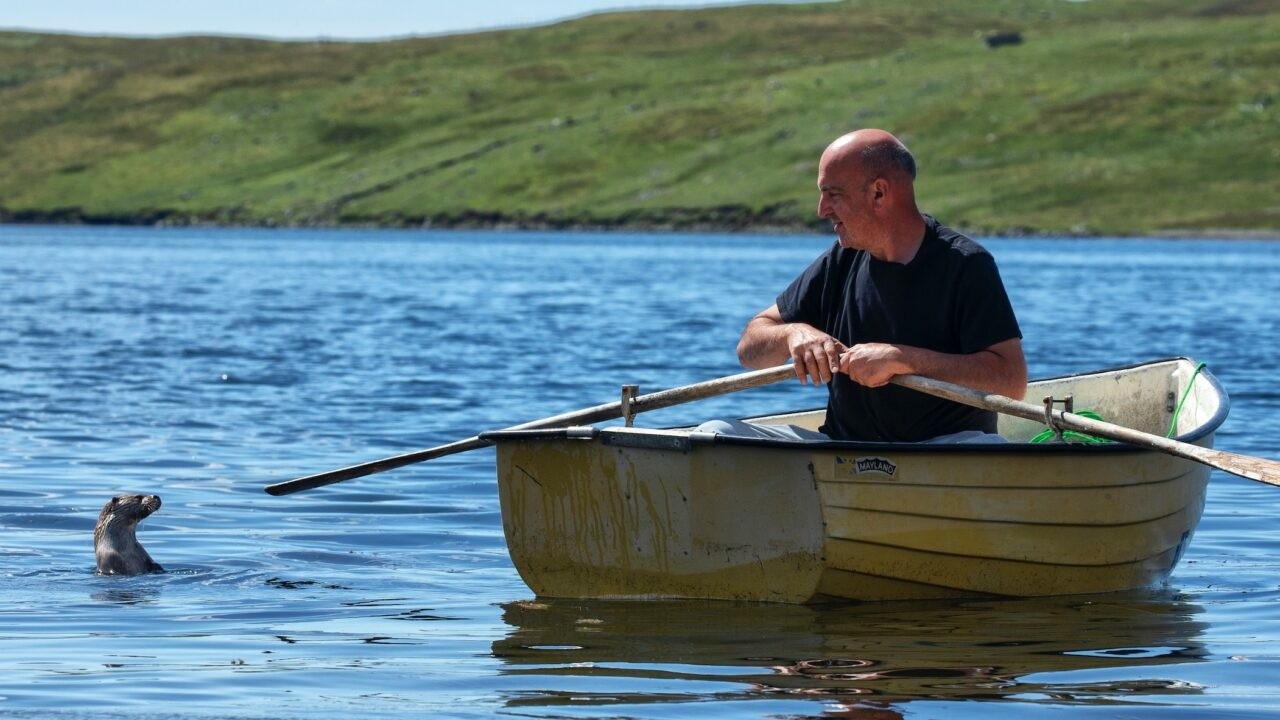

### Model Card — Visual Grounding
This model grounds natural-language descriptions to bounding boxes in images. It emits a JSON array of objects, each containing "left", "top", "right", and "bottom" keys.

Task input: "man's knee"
[
  {"left": 695, "top": 419, "right": 828, "bottom": 441},
  {"left": 695, "top": 419, "right": 768, "bottom": 437}
]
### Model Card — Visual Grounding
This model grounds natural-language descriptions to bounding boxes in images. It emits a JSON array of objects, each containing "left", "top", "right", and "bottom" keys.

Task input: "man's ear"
[{"left": 870, "top": 177, "right": 889, "bottom": 205}]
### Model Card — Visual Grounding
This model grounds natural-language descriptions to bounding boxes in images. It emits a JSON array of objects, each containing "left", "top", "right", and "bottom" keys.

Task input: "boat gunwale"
[{"left": 481, "top": 357, "right": 1230, "bottom": 455}]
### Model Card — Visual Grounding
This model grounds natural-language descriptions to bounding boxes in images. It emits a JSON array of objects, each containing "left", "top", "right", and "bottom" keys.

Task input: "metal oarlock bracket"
[
  {"left": 1042, "top": 394, "right": 1074, "bottom": 441},
  {"left": 621, "top": 384, "right": 640, "bottom": 427}
]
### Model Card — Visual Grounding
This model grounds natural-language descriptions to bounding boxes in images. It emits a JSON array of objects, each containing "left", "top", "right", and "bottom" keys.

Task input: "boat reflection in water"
[{"left": 492, "top": 592, "right": 1208, "bottom": 716}]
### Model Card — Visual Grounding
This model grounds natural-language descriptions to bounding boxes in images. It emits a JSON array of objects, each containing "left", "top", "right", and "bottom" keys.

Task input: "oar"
[
  {"left": 890, "top": 374, "right": 1280, "bottom": 488},
  {"left": 264, "top": 363, "right": 798, "bottom": 496}
]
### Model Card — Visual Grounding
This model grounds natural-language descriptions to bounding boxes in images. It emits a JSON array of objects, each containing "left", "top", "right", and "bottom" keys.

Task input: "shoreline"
[{"left": 1, "top": 207, "right": 1275, "bottom": 241}]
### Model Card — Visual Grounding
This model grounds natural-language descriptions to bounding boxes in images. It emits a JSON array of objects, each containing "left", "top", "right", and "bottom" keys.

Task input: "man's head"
[{"left": 817, "top": 129, "right": 920, "bottom": 257}]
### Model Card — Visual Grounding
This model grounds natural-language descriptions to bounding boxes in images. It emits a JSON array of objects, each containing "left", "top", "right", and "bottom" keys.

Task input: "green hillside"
[{"left": 1, "top": 0, "right": 1276, "bottom": 234}]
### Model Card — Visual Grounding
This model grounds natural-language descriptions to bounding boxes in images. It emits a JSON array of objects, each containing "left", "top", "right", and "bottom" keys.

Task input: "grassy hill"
[{"left": 1, "top": 0, "right": 1276, "bottom": 235}]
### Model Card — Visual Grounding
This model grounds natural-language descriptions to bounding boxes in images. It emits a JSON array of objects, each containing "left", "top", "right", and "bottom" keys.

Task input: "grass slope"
[{"left": 0, "top": 0, "right": 1276, "bottom": 234}]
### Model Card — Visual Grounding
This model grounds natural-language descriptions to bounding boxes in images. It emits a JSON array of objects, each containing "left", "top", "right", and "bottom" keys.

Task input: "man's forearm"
[
  {"left": 736, "top": 317, "right": 793, "bottom": 369},
  {"left": 895, "top": 342, "right": 1027, "bottom": 400}
]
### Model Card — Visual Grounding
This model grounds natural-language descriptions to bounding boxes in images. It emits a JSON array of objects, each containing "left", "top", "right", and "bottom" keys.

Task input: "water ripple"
[{"left": 0, "top": 227, "right": 1277, "bottom": 718}]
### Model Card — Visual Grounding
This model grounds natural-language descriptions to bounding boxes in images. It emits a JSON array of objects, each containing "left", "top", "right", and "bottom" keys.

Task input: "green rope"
[
  {"left": 1167, "top": 362, "right": 1207, "bottom": 438},
  {"left": 1029, "top": 410, "right": 1108, "bottom": 444}
]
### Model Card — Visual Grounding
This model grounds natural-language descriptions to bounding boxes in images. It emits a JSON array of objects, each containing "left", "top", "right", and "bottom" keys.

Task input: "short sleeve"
[
  {"left": 776, "top": 244, "right": 838, "bottom": 327},
  {"left": 953, "top": 252, "right": 1022, "bottom": 354}
]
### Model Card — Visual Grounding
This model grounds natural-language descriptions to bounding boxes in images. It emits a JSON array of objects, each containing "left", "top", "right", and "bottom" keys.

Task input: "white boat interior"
[{"left": 705, "top": 358, "right": 1224, "bottom": 445}]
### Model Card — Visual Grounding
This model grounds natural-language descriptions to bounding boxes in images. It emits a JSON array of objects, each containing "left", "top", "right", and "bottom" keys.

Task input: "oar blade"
[{"left": 1197, "top": 447, "right": 1280, "bottom": 488}]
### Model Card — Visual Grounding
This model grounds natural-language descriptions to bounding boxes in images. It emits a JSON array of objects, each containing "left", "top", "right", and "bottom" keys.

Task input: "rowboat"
[{"left": 481, "top": 357, "right": 1229, "bottom": 603}]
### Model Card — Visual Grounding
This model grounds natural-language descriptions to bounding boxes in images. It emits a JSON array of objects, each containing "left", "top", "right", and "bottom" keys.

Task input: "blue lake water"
[{"left": 0, "top": 224, "right": 1278, "bottom": 719}]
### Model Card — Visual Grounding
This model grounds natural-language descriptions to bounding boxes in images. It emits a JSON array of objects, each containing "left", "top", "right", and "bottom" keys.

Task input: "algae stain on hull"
[{"left": 496, "top": 439, "right": 826, "bottom": 602}]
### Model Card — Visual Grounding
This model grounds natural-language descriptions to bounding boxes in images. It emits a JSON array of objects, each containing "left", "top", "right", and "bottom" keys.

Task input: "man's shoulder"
[
  {"left": 821, "top": 240, "right": 868, "bottom": 271},
  {"left": 926, "top": 215, "right": 992, "bottom": 259}
]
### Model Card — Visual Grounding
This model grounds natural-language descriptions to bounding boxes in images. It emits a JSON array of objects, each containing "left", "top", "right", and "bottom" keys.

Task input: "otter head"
[{"left": 94, "top": 494, "right": 163, "bottom": 575}]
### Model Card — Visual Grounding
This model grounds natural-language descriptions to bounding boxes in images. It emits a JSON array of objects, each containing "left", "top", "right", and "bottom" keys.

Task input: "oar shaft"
[
  {"left": 267, "top": 436, "right": 489, "bottom": 496},
  {"left": 265, "top": 363, "right": 796, "bottom": 496},
  {"left": 891, "top": 374, "right": 1280, "bottom": 488}
]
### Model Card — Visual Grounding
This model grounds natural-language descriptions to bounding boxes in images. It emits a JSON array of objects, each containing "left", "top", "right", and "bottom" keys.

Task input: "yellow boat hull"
[{"left": 488, "top": 358, "right": 1227, "bottom": 602}]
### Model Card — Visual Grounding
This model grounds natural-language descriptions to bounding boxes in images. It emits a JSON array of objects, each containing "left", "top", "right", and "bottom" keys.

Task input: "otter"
[{"left": 94, "top": 494, "right": 164, "bottom": 575}]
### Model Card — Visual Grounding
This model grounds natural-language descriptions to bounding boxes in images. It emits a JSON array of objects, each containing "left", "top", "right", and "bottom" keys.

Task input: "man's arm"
[
  {"left": 737, "top": 304, "right": 847, "bottom": 385},
  {"left": 839, "top": 337, "right": 1028, "bottom": 400}
]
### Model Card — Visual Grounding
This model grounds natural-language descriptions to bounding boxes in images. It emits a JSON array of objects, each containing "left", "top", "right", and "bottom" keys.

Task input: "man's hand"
[
  {"left": 839, "top": 343, "right": 910, "bottom": 387},
  {"left": 737, "top": 304, "right": 845, "bottom": 385},
  {"left": 786, "top": 325, "right": 847, "bottom": 385}
]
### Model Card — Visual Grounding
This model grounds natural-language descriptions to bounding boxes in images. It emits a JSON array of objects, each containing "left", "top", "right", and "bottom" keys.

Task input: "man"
[{"left": 734, "top": 129, "right": 1026, "bottom": 442}]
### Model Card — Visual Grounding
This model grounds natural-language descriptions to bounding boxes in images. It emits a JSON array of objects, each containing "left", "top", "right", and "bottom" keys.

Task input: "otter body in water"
[{"left": 94, "top": 494, "right": 164, "bottom": 575}]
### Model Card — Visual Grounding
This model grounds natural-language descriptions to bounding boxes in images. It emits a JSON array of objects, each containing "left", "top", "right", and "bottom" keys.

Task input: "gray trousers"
[{"left": 695, "top": 419, "right": 1007, "bottom": 444}]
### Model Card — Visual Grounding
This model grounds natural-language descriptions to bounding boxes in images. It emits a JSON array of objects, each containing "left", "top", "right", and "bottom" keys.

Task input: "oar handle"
[{"left": 264, "top": 363, "right": 797, "bottom": 496}]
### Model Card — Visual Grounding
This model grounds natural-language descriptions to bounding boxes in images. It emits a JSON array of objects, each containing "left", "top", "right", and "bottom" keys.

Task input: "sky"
[{"left": 0, "top": 1, "right": 766, "bottom": 40}]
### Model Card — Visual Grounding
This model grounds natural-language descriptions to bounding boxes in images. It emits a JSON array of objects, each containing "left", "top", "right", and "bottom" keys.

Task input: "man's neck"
[{"left": 873, "top": 213, "right": 927, "bottom": 264}]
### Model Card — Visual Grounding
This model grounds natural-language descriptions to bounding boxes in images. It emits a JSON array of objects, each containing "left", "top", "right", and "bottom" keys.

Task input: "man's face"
[{"left": 816, "top": 155, "right": 874, "bottom": 250}]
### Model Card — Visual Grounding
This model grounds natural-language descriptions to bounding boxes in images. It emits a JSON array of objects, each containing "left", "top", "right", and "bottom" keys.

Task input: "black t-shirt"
[{"left": 776, "top": 216, "right": 1021, "bottom": 441}]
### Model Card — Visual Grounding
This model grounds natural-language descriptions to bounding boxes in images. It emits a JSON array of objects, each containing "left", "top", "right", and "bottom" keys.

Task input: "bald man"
[{"left": 735, "top": 129, "right": 1026, "bottom": 442}]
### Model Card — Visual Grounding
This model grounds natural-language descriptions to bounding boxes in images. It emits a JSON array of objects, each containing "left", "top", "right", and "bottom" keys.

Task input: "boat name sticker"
[{"left": 836, "top": 456, "right": 897, "bottom": 478}]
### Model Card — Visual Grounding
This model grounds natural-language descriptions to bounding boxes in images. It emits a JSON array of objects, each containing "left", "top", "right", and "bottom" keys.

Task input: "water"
[{"left": 0, "top": 225, "right": 1277, "bottom": 719}]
